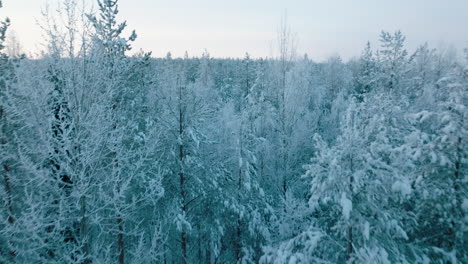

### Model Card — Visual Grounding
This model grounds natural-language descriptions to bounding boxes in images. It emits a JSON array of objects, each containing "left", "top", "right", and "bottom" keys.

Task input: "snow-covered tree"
[
  {"left": 304, "top": 96, "right": 412, "bottom": 263},
  {"left": 377, "top": 30, "right": 408, "bottom": 92},
  {"left": 0, "top": 1, "right": 17, "bottom": 261},
  {"left": 1, "top": 4, "right": 466, "bottom": 262},
  {"left": 400, "top": 62, "right": 467, "bottom": 262},
  {"left": 352, "top": 42, "right": 378, "bottom": 102}
]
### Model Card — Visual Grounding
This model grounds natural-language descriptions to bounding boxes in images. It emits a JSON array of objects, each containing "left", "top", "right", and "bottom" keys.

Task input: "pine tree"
[
  {"left": 286, "top": 94, "right": 412, "bottom": 263},
  {"left": 402, "top": 63, "right": 467, "bottom": 262},
  {"left": 377, "top": 30, "right": 408, "bottom": 91},
  {"left": 87, "top": 1, "right": 140, "bottom": 262},
  {"left": 0, "top": 1, "right": 16, "bottom": 261},
  {"left": 353, "top": 42, "right": 377, "bottom": 102}
]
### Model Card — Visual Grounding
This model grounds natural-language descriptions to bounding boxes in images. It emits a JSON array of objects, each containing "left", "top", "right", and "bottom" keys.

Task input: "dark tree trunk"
[
  {"left": 2, "top": 163, "right": 16, "bottom": 259},
  {"left": 117, "top": 216, "right": 124, "bottom": 264},
  {"left": 347, "top": 225, "right": 353, "bottom": 261},
  {"left": 449, "top": 136, "right": 462, "bottom": 257},
  {"left": 178, "top": 79, "right": 187, "bottom": 264},
  {"left": 80, "top": 195, "right": 91, "bottom": 264},
  {"left": 347, "top": 156, "right": 354, "bottom": 262}
]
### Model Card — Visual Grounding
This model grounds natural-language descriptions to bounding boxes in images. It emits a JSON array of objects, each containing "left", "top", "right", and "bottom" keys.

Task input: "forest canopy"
[{"left": 0, "top": 0, "right": 467, "bottom": 263}]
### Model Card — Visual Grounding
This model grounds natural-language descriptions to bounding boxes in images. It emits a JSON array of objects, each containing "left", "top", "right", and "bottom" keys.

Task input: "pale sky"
[{"left": 1, "top": 0, "right": 467, "bottom": 61}]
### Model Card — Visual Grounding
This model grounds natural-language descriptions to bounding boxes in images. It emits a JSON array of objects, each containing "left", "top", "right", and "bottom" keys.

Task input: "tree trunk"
[
  {"left": 2, "top": 164, "right": 14, "bottom": 224},
  {"left": 450, "top": 136, "right": 462, "bottom": 257},
  {"left": 179, "top": 80, "right": 187, "bottom": 264},
  {"left": 111, "top": 125, "right": 124, "bottom": 264},
  {"left": 179, "top": 176, "right": 187, "bottom": 264},
  {"left": 80, "top": 195, "right": 90, "bottom": 264},
  {"left": 347, "top": 225, "right": 353, "bottom": 261},
  {"left": 235, "top": 124, "right": 243, "bottom": 261},
  {"left": 235, "top": 219, "right": 242, "bottom": 260},
  {"left": 180, "top": 168, "right": 187, "bottom": 264},
  {"left": 346, "top": 155, "right": 354, "bottom": 262},
  {"left": 117, "top": 216, "right": 124, "bottom": 264},
  {"left": 2, "top": 163, "right": 16, "bottom": 259}
]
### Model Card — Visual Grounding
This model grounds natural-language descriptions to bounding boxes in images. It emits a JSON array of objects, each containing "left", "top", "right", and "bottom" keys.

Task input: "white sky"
[{"left": 1, "top": 0, "right": 467, "bottom": 61}]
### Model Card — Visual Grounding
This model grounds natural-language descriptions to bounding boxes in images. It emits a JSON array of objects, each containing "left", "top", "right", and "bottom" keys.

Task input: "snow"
[
  {"left": 288, "top": 256, "right": 297, "bottom": 264},
  {"left": 363, "top": 221, "right": 370, "bottom": 241},
  {"left": 462, "top": 198, "right": 468, "bottom": 212},
  {"left": 2, "top": 8, "right": 466, "bottom": 261},
  {"left": 340, "top": 193, "right": 352, "bottom": 220},
  {"left": 392, "top": 180, "right": 412, "bottom": 196}
]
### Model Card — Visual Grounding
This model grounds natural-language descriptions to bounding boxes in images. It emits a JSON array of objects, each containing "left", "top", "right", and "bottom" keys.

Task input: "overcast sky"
[{"left": 1, "top": 0, "right": 467, "bottom": 61}]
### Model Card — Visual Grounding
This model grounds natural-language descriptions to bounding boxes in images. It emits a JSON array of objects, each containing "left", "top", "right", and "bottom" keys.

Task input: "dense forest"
[{"left": 0, "top": 0, "right": 467, "bottom": 263}]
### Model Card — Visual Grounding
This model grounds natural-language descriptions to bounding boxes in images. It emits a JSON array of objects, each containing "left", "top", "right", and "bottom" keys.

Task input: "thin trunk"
[
  {"left": 180, "top": 171, "right": 187, "bottom": 264},
  {"left": 346, "top": 156, "right": 354, "bottom": 261},
  {"left": 2, "top": 164, "right": 14, "bottom": 224},
  {"left": 280, "top": 61, "right": 288, "bottom": 201},
  {"left": 259, "top": 100, "right": 266, "bottom": 185},
  {"left": 347, "top": 225, "right": 353, "bottom": 261},
  {"left": 235, "top": 167, "right": 242, "bottom": 260},
  {"left": 80, "top": 195, "right": 90, "bottom": 264},
  {"left": 209, "top": 239, "right": 215, "bottom": 264},
  {"left": 112, "top": 143, "right": 124, "bottom": 264},
  {"left": 117, "top": 216, "right": 124, "bottom": 264},
  {"left": 113, "top": 147, "right": 124, "bottom": 264},
  {"left": 235, "top": 219, "right": 242, "bottom": 260},
  {"left": 450, "top": 136, "right": 462, "bottom": 255},
  {"left": 236, "top": 75, "right": 249, "bottom": 261},
  {"left": 2, "top": 163, "right": 16, "bottom": 259},
  {"left": 110, "top": 58, "right": 124, "bottom": 263},
  {"left": 49, "top": 70, "right": 77, "bottom": 257},
  {"left": 197, "top": 235, "right": 202, "bottom": 263},
  {"left": 178, "top": 80, "right": 187, "bottom": 264}
]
